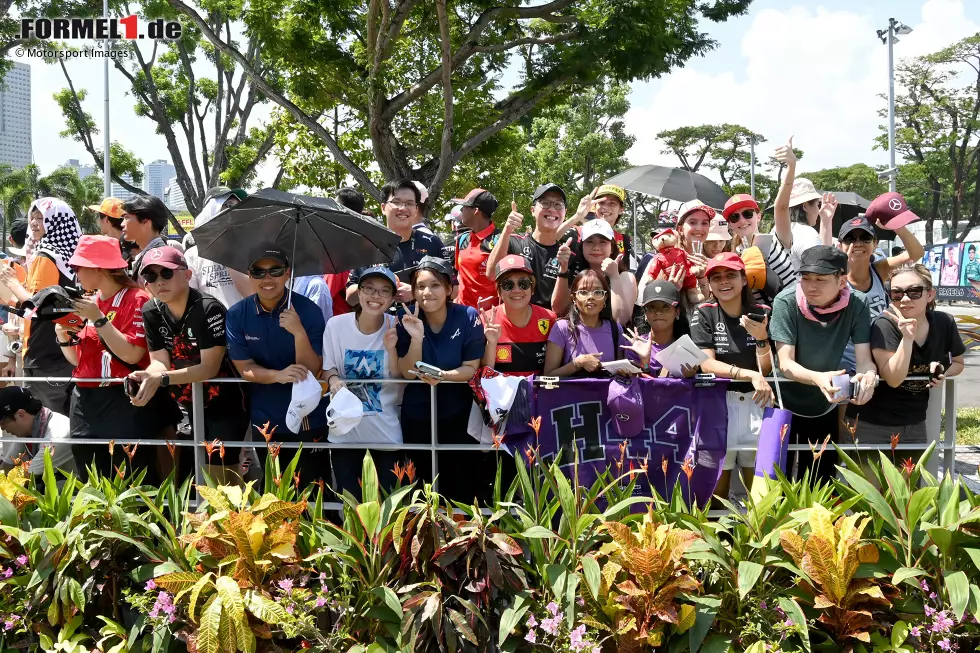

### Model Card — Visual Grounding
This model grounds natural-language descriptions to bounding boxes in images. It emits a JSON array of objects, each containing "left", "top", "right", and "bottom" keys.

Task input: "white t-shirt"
[
  {"left": 185, "top": 246, "right": 245, "bottom": 309},
  {"left": 1, "top": 409, "right": 76, "bottom": 476},
  {"left": 321, "top": 313, "right": 404, "bottom": 444},
  {"left": 788, "top": 222, "right": 822, "bottom": 277}
]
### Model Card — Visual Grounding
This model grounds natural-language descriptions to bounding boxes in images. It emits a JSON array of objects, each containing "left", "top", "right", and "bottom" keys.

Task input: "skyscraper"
[
  {"left": 163, "top": 177, "right": 187, "bottom": 212},
  {"left": 0, "top": 62, "right": 32, "bottom": 169},
  {"left": 110, "top": 173, "right": 136, "bottom": 201},
  {"left": 143, "top": 159, "right": 176, "bottom": 200},
  {"left": 64, "top": 158, "right": 97, "bottom": 180}
]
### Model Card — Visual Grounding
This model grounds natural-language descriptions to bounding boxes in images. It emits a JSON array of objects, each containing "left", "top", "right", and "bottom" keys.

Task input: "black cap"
[
  {"left": 9, "top": 218, "right": 27, "bottom": 248},
  {"left": 0, "top": 386, "right": 36, "bottom": 420},
  {"left": 417, "top": 255, "right": 457, "bottom": 285},
  {"left": 453, "top": 189, "right": 499, "bottom": 218},
  {"left": 248, "top": 242, "right": 289, "bottom": 268},
  {"left": 838, "top": 214, "right": 876, "bottom": 241},
  {"left": 641, "top": 281, "right": 680, "bottom": 306},
  {"left": 532, "top": 183, "right": 567, "bottom": 204},
  {"left": 799, "top": 245, "right": 847, "bottom": 275}
]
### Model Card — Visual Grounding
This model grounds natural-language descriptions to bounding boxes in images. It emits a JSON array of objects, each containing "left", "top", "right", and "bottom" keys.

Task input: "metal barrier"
[{"left": 0, "top": 375, "right": 963, "bottom": 506}]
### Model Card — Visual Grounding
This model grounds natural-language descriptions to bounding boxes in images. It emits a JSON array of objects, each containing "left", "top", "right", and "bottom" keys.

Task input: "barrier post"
[
  {"left": 192, "top": 381, "right": 205, "bottom": 498},
  {"left": 430, "top": 383, "right": 438, "bottom": 493},
  {"left": 925, "top": 384, "right": 943, "bottom": 478},
  {"left": 944, "top": 377, "right": 957, "bottom": 477}
]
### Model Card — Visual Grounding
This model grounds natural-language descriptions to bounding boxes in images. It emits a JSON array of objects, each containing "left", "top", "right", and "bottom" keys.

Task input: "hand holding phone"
[{"left": 412, "top": 362, "right": 445, "bottom": 379}]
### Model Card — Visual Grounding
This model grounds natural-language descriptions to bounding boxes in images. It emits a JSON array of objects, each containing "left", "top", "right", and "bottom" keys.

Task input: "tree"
[
  {"left": 46, "top": 0, "right": 276, "bottom": 219},
  {"left": 0, "top": 164, "right": 103, "bottom": 236},
  {"left": 656, "top": 123, "right": 765, "bottom": 190},
  {"left": 882, "top": 33, "right": 980, "bottom": 244},
  {"left": 799, "top": 164, "right": 888, "bottom": 202},
  {"left": 163, "top": 0, "right": 752, "bottom": 210}
]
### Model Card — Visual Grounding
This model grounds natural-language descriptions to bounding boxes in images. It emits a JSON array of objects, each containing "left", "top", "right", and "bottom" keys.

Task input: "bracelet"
[
  {"left": 58, "top": 340, "right": 74, "bottom": 348},
  {"left": 93, "top": 316, "right": 109, "bottom": 328},
  {"left": 729, "top": 364, "right": 739, "bottom": 380},
  {"left": 755, "top": 339, "right": 770, "bottom": 349},
  {"left": 324, "top": 373, "right": 340, "bottom": 385}
]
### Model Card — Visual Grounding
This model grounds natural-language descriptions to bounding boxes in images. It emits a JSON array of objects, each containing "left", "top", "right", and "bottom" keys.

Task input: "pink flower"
[
  {"left": 145, "top": 579, "right": 157, "bottom": 591},
  {"left": 570, "top": 624, "right": 588, "bottom": 651},
  {"left": 525, "top": 630, "right": 537, "bottom": 644},
  {"left": 1, "top": 568, "right": 11, "bottom": 579},
  {"left": 14, "top": 556, "right": 26, "bottom": 568},
  {"left": 278, "top": 578, "right": 294, "bottom": 593},
  {"left": 925, "top": 605, "right": 935, "bottom": 617},
  {"left": 920, "top": 579, "right": 930, "bottom": 592},
  {"left": 526, "top": 615, "right": 537, "bottom": 628},
  {"left": 910, "top": 626, "right": 921, "bottom": 637},
  {"left": 546, "top": 602, "right": 559, "bottom": 616},
  {"left": 783, "top": 618, "right": 794, "bottom": 628},
  {"left": 938, "top": 639, "right": 952, "bottom": 651},
  {"left": 314, "top": 596, "right": 327, "bottom": 608},
  {"left": 541, "top": 616, "right": 559, "bottom": 635},
  {"left": 286, "top": 605, "right": 294, "bottom": 614},
  {"left": 577, "top": 597, "right": 585, "bottom": 607}
]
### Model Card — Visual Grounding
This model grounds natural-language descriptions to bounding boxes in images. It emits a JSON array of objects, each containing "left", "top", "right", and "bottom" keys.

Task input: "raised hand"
[
  {"left": 883, "top": 305, "right": 917, "bottom": 340},
  {"left": 573, "top": 188, "right": 598, "bottom": 222},
  {"left": 557, "top": 236, "right": 574, "bottom": 272},
  {"left": 383, "top": 326, "right": 399, "bottom": 351},
  {"left": 399, "top": 302, "right": 426, "bottom": 341},
  {"left": 740, "top": 314, "right": 769, "bottom": 342},
  {"left": 622, "top": 327, "right": 653, "bottom": 367},
  {"left": 504, "top": 201, "right": 523, "bottom": 234},
  {"left": 481, "top": 307, "right": 501, "bottom": 346},
  {"left": 774, "top": 135, "right": 796, "bottom": 167},
  {"left": 818, "top": 192, "right": 838, "bottom": 222}
]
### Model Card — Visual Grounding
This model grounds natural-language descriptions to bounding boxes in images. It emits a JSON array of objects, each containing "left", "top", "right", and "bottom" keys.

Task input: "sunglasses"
[
  {"left": 574, "top": 289, "right": 608, "bottom": 300},
  {"left": 727, "top": 209, "right": 756, "bottom": 223},
  {"left": 842, "top": 232, "right": 874, "bottom": 244},
  {"left": 141, "top": 268, "right": 176, "bottom": 283},
  {"left": 499, "top": 277, "right": 532, "bottom": 291},
  {"left": 249, "top": 266, "right": 287, "bottom": 279},
  {"left": 889, "top": 285, "right": 926, "bottom": 301}
]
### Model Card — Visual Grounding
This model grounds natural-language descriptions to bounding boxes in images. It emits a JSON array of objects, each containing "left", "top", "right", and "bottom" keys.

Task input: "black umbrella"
[
  {"left": 191, "top": 188, "right": 401, "bottom": 305},
  {"left": 605, "top": 165, "right": 730, "bottom": 210}
]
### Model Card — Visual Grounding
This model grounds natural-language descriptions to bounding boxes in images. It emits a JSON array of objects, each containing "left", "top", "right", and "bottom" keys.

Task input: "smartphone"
[
  {"left": 124, "top": 377, "right": 140, "bottom": 398},
  {"left": 744, "top": 311, "right": 766, "bottom": 323},
  {"left": 412, "top": 362, "right": 444, "bottom": 379},
  {"left": 930, "top": 362, "right": 946, "bottom": 381}
]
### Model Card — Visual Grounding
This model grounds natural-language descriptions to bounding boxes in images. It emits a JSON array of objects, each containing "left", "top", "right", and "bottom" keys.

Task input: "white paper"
[
  {"left": 653, "top": 335, "right": 708, "bottom": 377},
  {"left": 602, "top": 359, "right": 643, "bottom": 375}
]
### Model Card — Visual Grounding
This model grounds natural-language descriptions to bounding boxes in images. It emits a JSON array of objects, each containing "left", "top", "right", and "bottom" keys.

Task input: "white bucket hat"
[
  {"left": 788, "top": 178, "right": 822, "bottom": 207},
  {"left": 706, "top": 218, "right": 732, "bottom": 242},
  {"left": 326, "top": 387, "right": 364, "bottom": 436},
  {"left": 285, "top": 372, "right": 323, "bottom": 434}
]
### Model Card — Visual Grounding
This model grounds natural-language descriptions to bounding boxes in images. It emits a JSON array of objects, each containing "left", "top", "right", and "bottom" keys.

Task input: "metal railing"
[{"left": 0, "top": 375, "right": 963, "bottom": 508}]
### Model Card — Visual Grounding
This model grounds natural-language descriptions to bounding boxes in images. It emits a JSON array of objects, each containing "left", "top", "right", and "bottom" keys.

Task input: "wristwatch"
[
  {"left": 92, "top": 316, "right": 109, "bottom": 328},
  {"left": 160, "top": 373, "right": 170, "bottom": 388},
  {"left": 755, "top": 339, "right": 770, "bottom": 349}
]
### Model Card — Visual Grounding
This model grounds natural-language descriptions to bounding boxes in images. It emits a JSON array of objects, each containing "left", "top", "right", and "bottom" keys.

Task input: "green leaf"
[
  {"left": 689, "top": 601, "right": 717, "bottom": 652},
  {"left": 969, "top": 584, "right": 980, "bottom": 621},
  {"left": 744, "top": 643, "right": 765, "bottom": 653},
  {"left": 0, "top": 495, "right": 17, "bottom": 526},
  {"left": 891, "top": 621, "right": 910, "bottom": 648},
  {"left": 963, "top": 548, "right": 980, "bottom": 573},
  {"left": 837, "top": 467, "right": 900, "bottom": 534},
  {"left": 581, "top": 555, "right": 601, "bottom": 601},
  {"left": 700, "top": 635, "right": 732, "bottom": 653},
  {"left": 356, "top": 501, "right": 381, "bottom": 538},
  {"left": 198, "top": 596, "right": 222, "bottom": 653},
  {"left": 520, "top": 526, "right": 558, "bottom": 539},
  {"left": 945, "top": 570, "right": 969, "bottom": 622},
  {"left": 892, "top": 567, "right": 928, "bottom": 587},
  {"left": 498, "top": 592, "right": 530, "bottom": 646},
  {"left": 371, "top": 586, "right": 402, "bottom": 618},
  {"left": 65, "top": 577, "right": 84, "bottom": 611},
  {"left": 448, "top": 608, "right": 478, "bottom": 645},
  {"left": 243, "top": 590, "right": 288, "bottom": 624},
  {"left": 927, "top": 527, "right": 953, "bottom": 556},
  {"left": 778, "top": 597, "right": 809, "bottom": 652},
  {"left": 907, "top": 487, "right": 937, "bottom": 531},
  {"left": 737, "top": 561, "right": 764, "bottom": 600},
  {"left": 878, "top": 451, "right": 910, "bottom": 511},
  {"left": 189, "top": 573, "right": 214, "bottom": 622},
  {"left": 361, "top": 451, "right": 379, "bottom": 504}
]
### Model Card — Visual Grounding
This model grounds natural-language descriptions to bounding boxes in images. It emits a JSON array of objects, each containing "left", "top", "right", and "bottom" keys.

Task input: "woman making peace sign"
[
  {"left": 845, "top": 264, "right": 965, "bottom": 454},
  {"left": 395, "top": 257, "right": 485, "bottom": 499}
]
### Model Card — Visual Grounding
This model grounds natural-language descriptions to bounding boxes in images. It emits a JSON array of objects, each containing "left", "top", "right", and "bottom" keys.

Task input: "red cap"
[
  {"left": 494, "top": 254, "right": 533, "bottom": 280},
  {"left": 139, "top": 246, "right": 187, "bottom": 273},
  {"left": 723, "top": 194, "right": 759, "bottom": 219},
  {"left": 68, "top": 235, "right": 127, "bottom": 270},
  {"left": 705, "top": 251, "right": 745, "bottom": 275},
  {"left": 866, "top": 191, "right": 920, "bottom": 230}
]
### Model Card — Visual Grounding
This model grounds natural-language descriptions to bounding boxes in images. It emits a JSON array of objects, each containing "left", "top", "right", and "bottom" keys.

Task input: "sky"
[{"left": 10, "top": 0, "right": 980, "bottom": 188}]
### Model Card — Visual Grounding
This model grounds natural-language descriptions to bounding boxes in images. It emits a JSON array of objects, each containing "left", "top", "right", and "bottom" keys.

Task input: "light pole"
[
  {"left": 102, "top": 0, "right": 111, "bottom": 197},
  {"left": 748, "top": 135, "right": 759, "bottom": 198},
  {"left": 877, "top": 17, "right": 913, "bottom": 193}
]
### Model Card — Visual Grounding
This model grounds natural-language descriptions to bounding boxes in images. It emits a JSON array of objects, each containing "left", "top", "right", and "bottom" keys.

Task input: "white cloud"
[{"left": 624, "top": 0, "right": 980, "bottom": 179}]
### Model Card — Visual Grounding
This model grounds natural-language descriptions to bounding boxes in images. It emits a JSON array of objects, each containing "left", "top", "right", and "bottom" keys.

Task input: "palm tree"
[
  {"left": 0, "top": 163, "right": 43, "bottom": 225},
  {"left": 0, "top": 165, "right": 105, "bottom": 234}
]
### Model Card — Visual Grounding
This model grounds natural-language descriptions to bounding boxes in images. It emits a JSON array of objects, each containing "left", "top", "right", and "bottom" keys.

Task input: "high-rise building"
[
  {"left": 163, "top": 177, "right": 187, "bottom": 212},
  {"left": 110, "top": 173, "right": 136, "bottom": 201},
  {"left": 143, "top": 159, "right": 176, "bottom": 200},
  {"left": 0, "top": 62, "right": 32, "bottom": 169},
  {"left": 64, "top": 158, "right": 97, "bottom": 180}
]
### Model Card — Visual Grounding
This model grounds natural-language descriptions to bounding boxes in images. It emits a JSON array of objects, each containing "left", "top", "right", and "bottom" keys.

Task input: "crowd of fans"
[{"left": 0, "top": 135, "right": 967, "bottom": 502}]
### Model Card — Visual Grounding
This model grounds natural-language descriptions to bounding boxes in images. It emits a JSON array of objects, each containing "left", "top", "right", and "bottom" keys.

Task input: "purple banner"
[
  {"left": 520, "top": 377, "right": 728, "bottom": 506},
  {"left": 754, "top": 408, "right": 793, "bottom": 480}
]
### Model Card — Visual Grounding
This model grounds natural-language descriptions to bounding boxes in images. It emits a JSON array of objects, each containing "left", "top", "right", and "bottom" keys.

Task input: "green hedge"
[{"left": 0, "top": 441, "right": 978, "bottom": 653}]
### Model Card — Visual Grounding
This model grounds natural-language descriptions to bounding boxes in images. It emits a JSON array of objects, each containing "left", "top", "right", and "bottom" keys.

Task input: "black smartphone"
[
  {"left": 124, "top": 377, "right": 140, "bottom": 398},
  {"left": 745, "top": 311, "right": 766, "bottom": 323}
]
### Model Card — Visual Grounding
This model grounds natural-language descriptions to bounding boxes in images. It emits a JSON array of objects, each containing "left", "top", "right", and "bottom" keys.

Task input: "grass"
[{"left": 941, "top": 407, "right": 980, "bottom": 446}]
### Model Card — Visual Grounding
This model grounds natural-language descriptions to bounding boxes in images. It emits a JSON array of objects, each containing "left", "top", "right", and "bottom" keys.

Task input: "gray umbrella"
[
  {"left": 605, "top": 165, "right": 729, "bottom": 210},
  {"left": 191, "top": 188, "right": 401, "bottom": 304}
]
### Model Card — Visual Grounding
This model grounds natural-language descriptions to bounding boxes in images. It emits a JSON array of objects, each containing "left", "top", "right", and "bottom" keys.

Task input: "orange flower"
[
  {"left": 203, "top": 440, "right": 216, "bottom": 459},
  {"left": 165, "top": 440, "right": 177, "bottom": 459},
  {"left": 392, "top": 462, "right": 406, "bottom": 483},
  {"left": 255, "top": 421, "right": 277, "bottom": 443},
  {"left": 779, "top": 423, "right": 789, "bottom": 444},
  {"left": 122, "top": 442, "right": 138, "bottom": 464},
  {"left": 524, "top": 445, "right": 536, "bottom": 465},
  {"left": 808, "top": 435, "right": 832, "bottom": 461},
  {"left": 681, "top": 456, "right": 695, "bottom": 482},
  {"left": 108, "top": 439, "right": 115, "bottom": 456},
  {"left": 405, "top": 460, "right": 416, "bottom": 483},
  {"left": 219, "top": 443, "right": 226, "bottom": 462},
  {"left": 639, "top": 455, "right": 649, "bottom": 474},
  {"left": 529, "top": 416, "right": 542, "bottom": 438},
  {"left": 901, "top": 458, "right": 916, "bottom": 476},
  {"left": 842, "top": 416, "right": 859, "bottom": 442},
  {"left": 293, "top": 473, "right": 301, "bottom": 491},
  {"left": 273, "top": 474, "right": 282, "bottom": 485},
  {"left": 890, "top": 433, "right": 900, "bottom": 455},
  {"left": 268, "top": 442, "right": 282, "bottom": 460},
  {"left": 114, "top": 464, "right": 126, "bottom": 480},
  {"left": 317, "top": 478, "right": 325, "bottom": 495}
]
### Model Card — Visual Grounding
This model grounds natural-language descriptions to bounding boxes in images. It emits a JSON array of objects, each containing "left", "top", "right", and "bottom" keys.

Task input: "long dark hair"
[{"left": 567, "top": 269, "right": 613, "bottom": 346}]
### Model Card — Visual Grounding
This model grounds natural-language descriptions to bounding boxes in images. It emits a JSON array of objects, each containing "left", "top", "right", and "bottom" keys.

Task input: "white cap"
[
  {"left": 326, "top": 387, "right": 363, "bottom": 436},
  {"left": 580, "top": 219, "right": 615, "bottom": 242},
  {"left": 285, "top": 371, "right": 323, "bottom": 434}
]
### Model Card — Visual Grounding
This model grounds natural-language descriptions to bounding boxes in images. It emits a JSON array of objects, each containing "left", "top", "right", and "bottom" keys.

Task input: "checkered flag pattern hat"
[{"left": 28, "top": 197, "right": 82, "bottom": 280}]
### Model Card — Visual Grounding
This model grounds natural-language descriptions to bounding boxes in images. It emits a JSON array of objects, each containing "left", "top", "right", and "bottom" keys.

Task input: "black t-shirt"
[
  {"left": 506, "top": 231, "right": 579, "bottom": 310},
  {"left": 142, "top": 289, "right": 246, "bottom": 413},
  {"left": 690, "top": 301, "right": 771, "bottom": 393},
  {"left": 847, "top": 311, "right": 965, "bottom": 426},
  {"left": 25, "top": 253, "right": 75, "bottom": 371},
  {"left": 348, "top": 228, "right": 447, "bottom": 287}
]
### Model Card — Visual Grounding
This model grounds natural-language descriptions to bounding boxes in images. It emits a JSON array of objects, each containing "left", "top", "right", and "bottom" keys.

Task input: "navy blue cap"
[{"left": 358, "top": 265, "right": 397, "bottom": 289}]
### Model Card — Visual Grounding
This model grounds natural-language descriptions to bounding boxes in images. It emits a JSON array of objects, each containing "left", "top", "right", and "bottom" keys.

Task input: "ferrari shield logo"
[{"left": 538, "top": 318, "right": 550, "bottom": 335}]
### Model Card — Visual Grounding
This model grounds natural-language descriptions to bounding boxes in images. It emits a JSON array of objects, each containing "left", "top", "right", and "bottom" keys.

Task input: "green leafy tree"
[
  {"left": 799, "top": 163, "right": 888, "bottom": 201},
  {"left": 163, "top": 0, "right": 752, "bottom": 210}
]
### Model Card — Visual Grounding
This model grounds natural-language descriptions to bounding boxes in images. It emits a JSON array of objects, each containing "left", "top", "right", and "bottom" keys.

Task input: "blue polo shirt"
[
  {"left": 226, "top": 291, "right": 329, "bottom": 437},
  {"left": 396, "top": 303, "right": 484, "bottom": 420}
]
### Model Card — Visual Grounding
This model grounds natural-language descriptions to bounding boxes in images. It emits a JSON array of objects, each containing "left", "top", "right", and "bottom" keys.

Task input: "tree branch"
[
  {"left": 165, "top": 0, "right": 380, "bottom": 198},
  {"left": 427, "top": 0, "right": 455, "bottom": 212}
]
